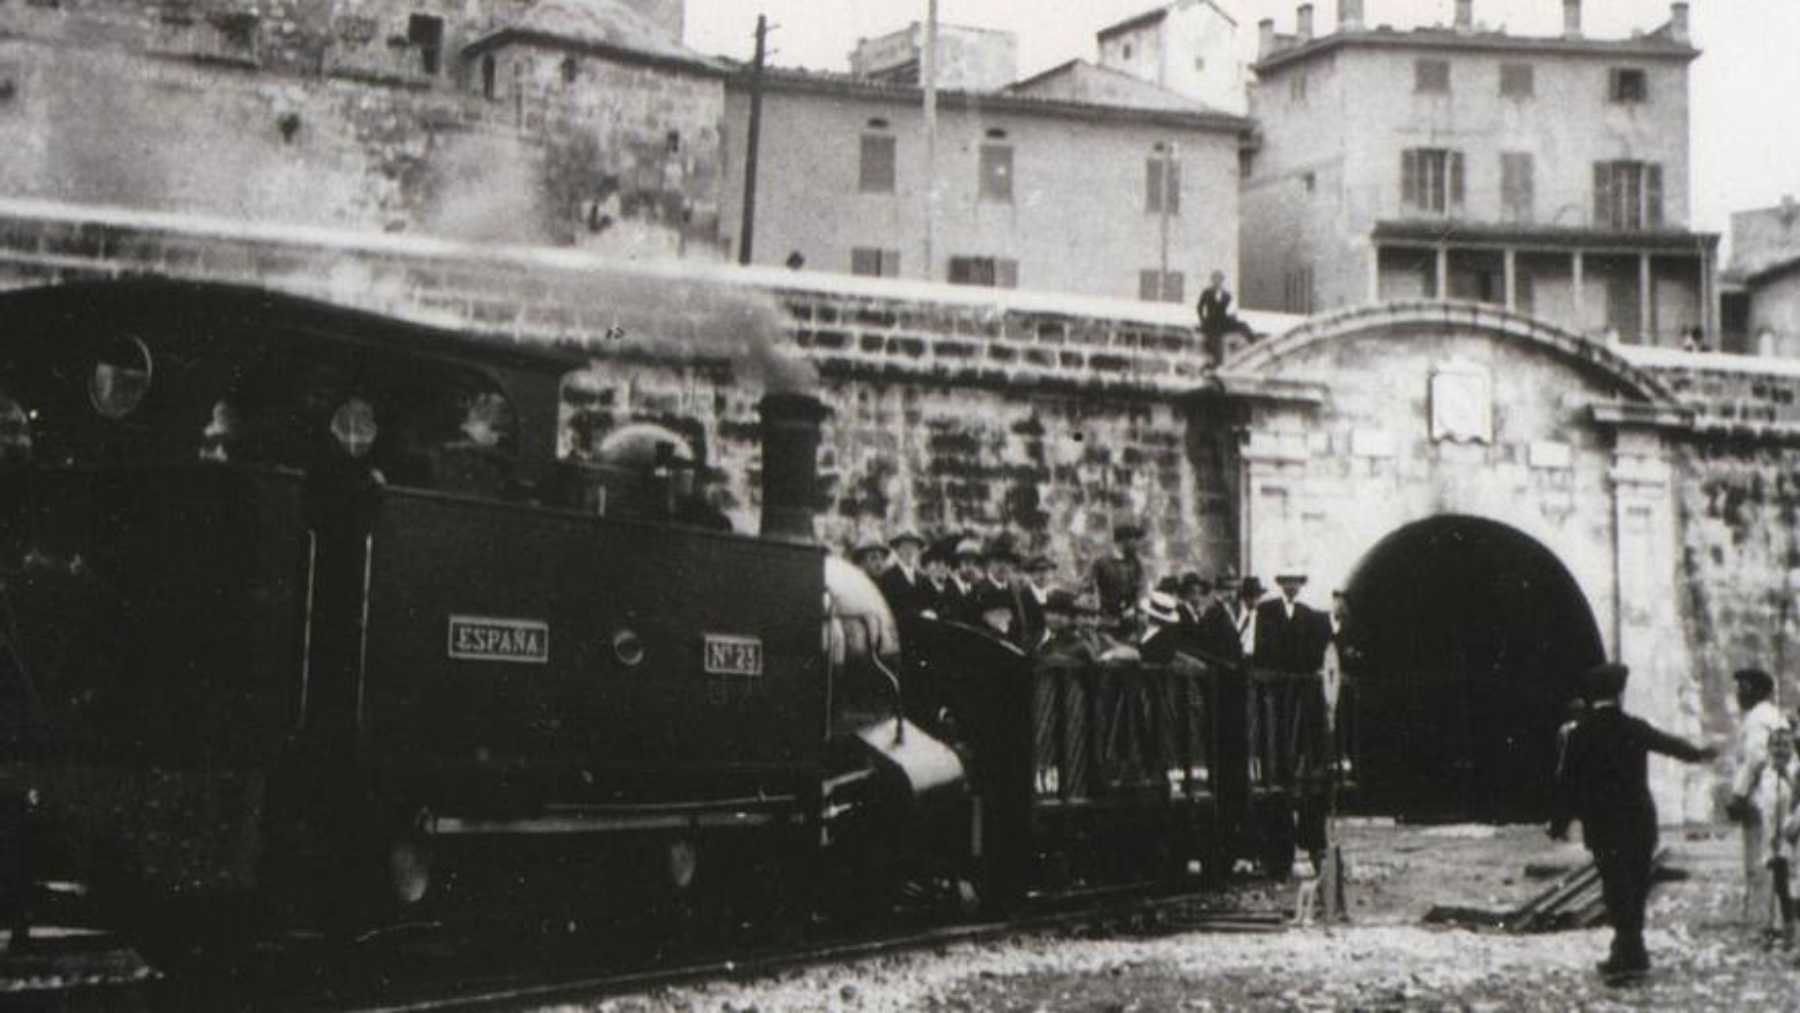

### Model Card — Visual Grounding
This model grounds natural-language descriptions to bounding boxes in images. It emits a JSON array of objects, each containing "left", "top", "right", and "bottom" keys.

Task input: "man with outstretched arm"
[{"left": 1550, "top": 661, "right": 1717, "bottom": 983}]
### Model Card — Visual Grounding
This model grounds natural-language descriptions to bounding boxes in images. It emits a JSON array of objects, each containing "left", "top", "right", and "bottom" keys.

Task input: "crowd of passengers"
[{"left": 848, "top": 521, "right": 1354, "bottom": 682}]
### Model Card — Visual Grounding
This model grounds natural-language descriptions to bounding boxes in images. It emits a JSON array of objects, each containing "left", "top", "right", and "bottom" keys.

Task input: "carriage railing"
[
  {"left": 1243, "top": 666, "right": 1333, "bottom": 795},
  {"left": 1029, "top": 657, "right": 1216, "bottom": 805}
]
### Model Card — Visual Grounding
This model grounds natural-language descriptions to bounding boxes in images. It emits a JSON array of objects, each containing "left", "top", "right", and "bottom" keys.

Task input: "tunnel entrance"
[{"left": 1344, "top": 515, "right": 1605, "bottom": 823}]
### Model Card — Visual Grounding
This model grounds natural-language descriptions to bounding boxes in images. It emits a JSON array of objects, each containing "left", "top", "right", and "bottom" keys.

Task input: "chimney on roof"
[
  {"left": 1563, "top": 0, "right": 1582, "bottom": 38},
  {"left": 1259, "top": 17, "right": 1277, "bottom": 57},
  {"left": 1338, "top": 0, "right": 1363, "bottom": 32},
  {"left": 1455, "top": 0, "right": 1475, "bottom": 32},
  {"left": 1669, "top": 2, "right": 1690, "bottom": 43},
  {"left": 1297, "top": 3, "right": 1314, "bottom": 41}
]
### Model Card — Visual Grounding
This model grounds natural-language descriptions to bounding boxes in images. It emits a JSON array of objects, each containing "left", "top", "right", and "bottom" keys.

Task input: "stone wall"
[{"left": 0, "top": 3, "right": 721, "bottom": 251}]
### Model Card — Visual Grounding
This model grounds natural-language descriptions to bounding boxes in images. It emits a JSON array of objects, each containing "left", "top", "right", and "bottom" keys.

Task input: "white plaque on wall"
[{"left": 1430, "top": 362, "right": 1493, "bottom": 444}]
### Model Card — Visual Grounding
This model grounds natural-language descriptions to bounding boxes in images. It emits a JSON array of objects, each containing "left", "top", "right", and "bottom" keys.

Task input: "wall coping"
[
  {"left": 1234, "top": 299, "right": 1681, "bottom": 406},
  {"left": 0, "top": 197, "right": 1302, "bottom": 336}
]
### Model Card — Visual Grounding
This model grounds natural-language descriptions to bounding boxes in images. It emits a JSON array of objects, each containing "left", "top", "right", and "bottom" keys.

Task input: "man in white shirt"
[{"left": 1730, "top": 667, "right": 1788, "bottom": 931}]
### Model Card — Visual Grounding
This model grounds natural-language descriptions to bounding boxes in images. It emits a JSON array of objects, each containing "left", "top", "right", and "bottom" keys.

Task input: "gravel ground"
[{"left": 562, "top": 821, "right": 1800, "bottom": 1012}]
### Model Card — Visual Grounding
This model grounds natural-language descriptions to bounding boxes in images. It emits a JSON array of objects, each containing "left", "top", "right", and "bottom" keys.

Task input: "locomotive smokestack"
[{"left": 758, "top": 393, "right": 828, "bottom": 543}]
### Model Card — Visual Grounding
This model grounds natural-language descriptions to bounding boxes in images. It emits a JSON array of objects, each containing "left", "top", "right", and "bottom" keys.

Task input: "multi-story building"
[
  {"left": 720, "top": 66, "right": 1248, "bottom": 301},
  {"left": 1094, "top": 0, "right": 1248, "bottom": 115},
  {"left": 1718, "top": 197, "right": 1800, "bottom": 356},
  {"left": 848, "top": 22, "right": 1018, "bottom": 92},
  {"left": 1239, "top": 0, "right": 1717, "bottom": 347}
]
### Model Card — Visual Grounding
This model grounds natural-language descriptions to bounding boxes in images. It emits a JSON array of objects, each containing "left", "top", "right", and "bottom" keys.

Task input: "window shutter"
[
  {"left": 1594, "top": 163, "right": 1613, "bottom": 228},
  {"left": 997, "top": 259, "right": 1019, "bottom": 289},
  {"left": 1165, "top": 271, "right": 1185, "bottom": 302},
  {"left": 1146, "top": 159, "right": 1161, "bottom": 212},
  {"left": 1167, "top": 161, "right": 1180, "bottom": 215},
  {"left": 851, "top": 248, "right": 880, "bottom": 276},
  {"left": 1402, "top": 149, "right": 1419, "bottom": 208},
  {"left": 1646, "top": 163, "right": 1664, "bottom": 228},
  {"left": 1140, "top": 270, "right": 1160, "bottom": 301},
  {"left": 1449, "top": 151, "right": 1465, "bottom": 208},
  {"left": 860, "top": 135, "right": 896, "bottom": 193},
  {"left": 1520, "top": 154, "right": 1534, "bottom": 219}
]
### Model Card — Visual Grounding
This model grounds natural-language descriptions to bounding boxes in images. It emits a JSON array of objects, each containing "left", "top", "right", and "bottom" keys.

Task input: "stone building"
[
  {"left": 0, "top": 0, "right": 723, "bottom": 253},
  {"left": 1718, "top": 197, "right": 1800, "bottom": 356},
  {"left": 1239, "top": 0, "right": 1718, "bottom": 349},
  {"left": 720, "top": 65, "right": 1249, "bottom": 302},
  {"left": 1094, "top": 0, "right": 1248, "bottom": 115},
  {"left": 848, "top": 21, "right": 1018, "bottom": 92}
]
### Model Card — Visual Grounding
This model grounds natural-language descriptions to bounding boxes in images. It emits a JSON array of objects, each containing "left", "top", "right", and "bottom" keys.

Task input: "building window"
[
  {"left": 851, "top": 248, "right": 902, "bottom": 277},
  {"left": 1594, "top": 160, "right": 1663, "bottom": 230},
  {"left": 1138, "top": 270, "right": 1185, "bottom": 303},
  {"left": 1123, "top": 43, "right": 1133, "bottom": 60},
  {"left": 481, "top": 54, "right": 496, "bottom": 99},
  {"left": 1609, "top": 68, "right": 1648, "bottom": 103},
  {"left": 560, "top": 56, "right": 580, "bottom": 84},
  {"left": 1499, "top": 62, "right": 1534, "bottom": 98},
  {"left": 860, "top": 134, "right": 896, "bottom": 193},
  {"left": 1283, "top": 266, "right": 1315, "bottom": 314},
  {"left": 1501, "top": 152, "right": 1534, "bottom": 222},
  {"left": 949, "top": 256, "right": 1019, "bottom": 288},
  {"left": 1145, "top": 157, "right": 1181, "bottom": 215},
  {"left": 1415, "top": 59, "right": 1450, "bottom": 93},
  {"left": 979, "top": 144, "right": 1013, "bottom": 203},
  {"left": 408, "top": 14, "right": 444, "bottom": 76},
  {"left": 1401, "top": 148, "right": 1464, "bottom": 214},
  {"left": 1289, "top": 71, "right": 1308, "bottom": 102}
]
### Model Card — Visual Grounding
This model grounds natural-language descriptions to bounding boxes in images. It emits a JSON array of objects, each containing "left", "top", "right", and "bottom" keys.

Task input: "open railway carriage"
[
  {"left": 0, "top": 278, "right": 937, "bottom": 944},
  {"left": 903, "top": 621, "right": 1332, "bottom": 903}
]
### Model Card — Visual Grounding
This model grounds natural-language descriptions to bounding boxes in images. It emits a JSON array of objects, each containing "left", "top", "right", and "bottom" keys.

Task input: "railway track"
[
  {"left": 4, "top": 881, "right": 1288, "bottom": 1011},
  {"left": 326, "top": 883, "right": 1287, "bottom": 1013}
]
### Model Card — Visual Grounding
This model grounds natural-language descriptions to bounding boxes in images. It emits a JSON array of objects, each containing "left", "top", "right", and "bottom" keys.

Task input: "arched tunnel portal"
[{"left": 1344, "top": 515, "right": 1606, "bottom": 823}]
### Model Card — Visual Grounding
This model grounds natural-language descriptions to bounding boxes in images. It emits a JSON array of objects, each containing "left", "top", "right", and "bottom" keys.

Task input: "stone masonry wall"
[{"left": 0, "top": 5, "right": 722, "bottom": 251}]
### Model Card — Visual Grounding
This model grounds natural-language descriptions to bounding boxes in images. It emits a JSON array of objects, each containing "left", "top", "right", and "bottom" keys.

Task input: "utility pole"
[
  {"left": 922, "top": 0, "right": 938, "bottom": 282},
  {"left": 738, "top": 14, "right": 769, "bottom": 266}
]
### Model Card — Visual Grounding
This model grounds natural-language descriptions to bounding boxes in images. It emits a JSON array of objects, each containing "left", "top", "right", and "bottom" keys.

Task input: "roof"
[
  {"left": 1744, "top": 254, "right": 1800, "bottom": 288},
  {"left": 1253, "top": 24, "right": 1699, "bottom": 74},
  {"left": 1098, "top": 1, "right": 1236, "bottom": 41},
  {"left": 464, "top": 0, "right": 727, "bottom": 76},
  {"left": 728, "top": 64, "right": 1249, "bottom": 134},
  {"left": 1372, "top": 219, "right": 1719, "bottom": 253},
  {"left": 1008, "top": 59, "right": 1217, "bottom": 114}
]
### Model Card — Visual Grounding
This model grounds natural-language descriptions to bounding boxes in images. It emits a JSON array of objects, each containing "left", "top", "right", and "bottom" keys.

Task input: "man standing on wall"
[{"left": 1197, "top": 270, "right": 1252, "bottom": 368}]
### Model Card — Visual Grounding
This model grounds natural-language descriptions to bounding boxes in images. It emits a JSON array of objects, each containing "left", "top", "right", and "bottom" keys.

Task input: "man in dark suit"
[
  {"left": 1551, "top": 662, "right": 1716, "bottom": 982},
  {"left": 1092, "top": 522, "right": 1148, "bottom": 623},
  {"left": 1252, "top": 568, "right": 1332, "bottom": 675},
  {"left": 1252, "top": 566, "right": 1335, "bottom": 870},
  {"left": 878, "top": 530, "right": 935, "bottom": 623},
  {"left": 943, "top": 538, "right": 986, "bottom": 625},
  {"left": 1018, "top": 555, "right": 1055, "bottom": 651},
  {"left": 1190, "top": 573, "right": 1243, "bottom": 663}
]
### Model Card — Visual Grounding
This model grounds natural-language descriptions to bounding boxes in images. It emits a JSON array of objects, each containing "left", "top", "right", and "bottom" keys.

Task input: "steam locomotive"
[{"left": 0, "top": 276, "right": 1325, "bottom": 960}]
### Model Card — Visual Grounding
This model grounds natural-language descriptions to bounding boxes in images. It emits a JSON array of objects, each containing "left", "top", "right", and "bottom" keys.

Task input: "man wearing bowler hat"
[
  {"left": 850, "top": 535, "right": 889, "bottom": 581},
  {"left": 1551, "top": 661, "right": 1716, "bottom": 982},
  {"left": 1253, "top": 566, "right": 1331, "bottom": 676},
  {"left": 943, "top": 537, "right": 986, "bottom": 625},
  {"left": 878, "top": 530, "right": 934, "bottom": 624}
]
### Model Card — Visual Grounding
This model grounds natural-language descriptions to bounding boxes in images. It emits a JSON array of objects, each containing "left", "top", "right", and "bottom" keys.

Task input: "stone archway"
[
  {"left": 1344, "top": 514, "right": 1606, "bottom": 822},
  {"left": 1205, "top": 299, "right": 1709, "bottom": 822}
]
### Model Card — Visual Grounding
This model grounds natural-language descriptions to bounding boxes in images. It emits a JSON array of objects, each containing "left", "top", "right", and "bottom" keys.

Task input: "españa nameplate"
[{"left": 448, "top": 615, "right": 550, "bottom": 664}]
